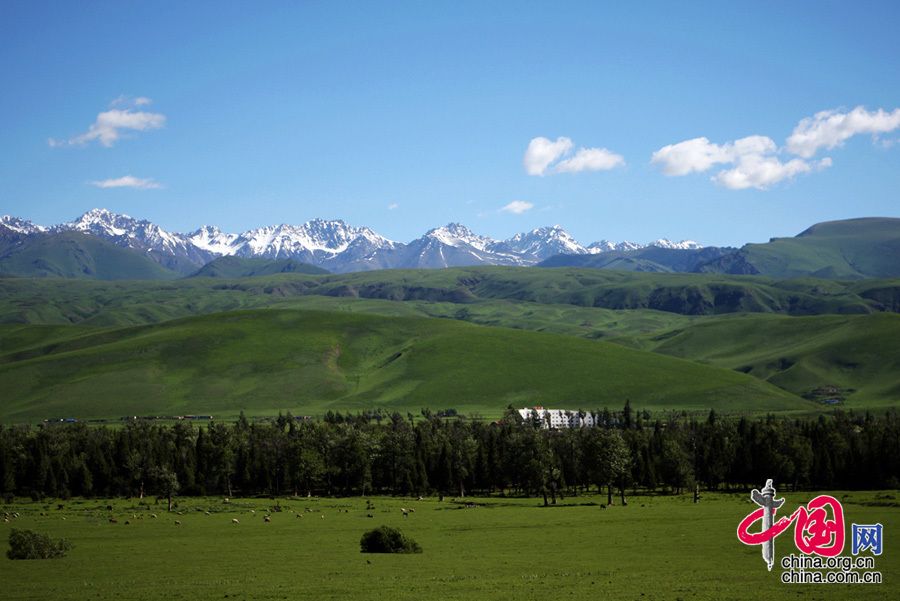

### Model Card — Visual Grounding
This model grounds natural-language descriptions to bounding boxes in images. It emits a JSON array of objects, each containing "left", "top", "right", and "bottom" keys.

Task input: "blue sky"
[{"left": 1, "top": 1, "right": 899, "bottom": 246}]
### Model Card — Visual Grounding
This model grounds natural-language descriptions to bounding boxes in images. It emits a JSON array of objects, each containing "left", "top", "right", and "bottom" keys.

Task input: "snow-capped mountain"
[
  {"left": 187, "top": 225, "right": 240, "bottom": 255},
  {"left": 233, "top": 219, "right": 396, "bottom": 259},
  {"left": 57, "top": 208, "right": 214, "bottom": 271},
  {"left": 586, "top": 238, "right": 702, "bottom": 253},
  {"left": 399, "top": 223, "right": 523, "bottom": 269},
  {"left": 587, "top": 240, "right": 643, "bottom": 253},
  {"left": 648, "top": 238, "right": 702, "bottom": 250},
  {"left": 0, "top": 215, "right": 47, "bottom": 234},
  {"left": 493, "top": 225, "right": 587, "bottom": 261},
  {"left": 3, "top": 208, "right": 703, "bottom": 274}
]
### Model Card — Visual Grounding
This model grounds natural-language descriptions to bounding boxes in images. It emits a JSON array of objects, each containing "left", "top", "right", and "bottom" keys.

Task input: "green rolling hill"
[
  {"left": 187, "top": 256, "right": 329, "bottom": 278},
  {"left": 639, "top": 312, "right": 900, "bottom": 409},
  {"left": 701, "top": 217, "right": 900, "bottom": 279},
  {"left": 0, "top": 232, "right": 179, "bottom": 280},
  {"left": 1, "top": 267, "right": 894, "bottom": 327},
  {"left": 1, "top": 266, "right": 898, "bottom": 419},
  {"left": 0, "top": 308, "right": 810, "bottom": 422}
]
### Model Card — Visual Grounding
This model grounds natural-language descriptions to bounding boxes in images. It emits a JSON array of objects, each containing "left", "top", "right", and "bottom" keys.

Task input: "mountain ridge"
[{"left": 2, "top": 209, "right": 703, "bottom": 275}]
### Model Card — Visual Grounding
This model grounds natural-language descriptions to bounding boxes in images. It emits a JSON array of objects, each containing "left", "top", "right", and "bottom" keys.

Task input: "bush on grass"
[
  {"left": 360, "top": 526, "right": 421, "bottom": 554},
  {"left": 7, "top": 529, "right": 73, "bottom": 560}
]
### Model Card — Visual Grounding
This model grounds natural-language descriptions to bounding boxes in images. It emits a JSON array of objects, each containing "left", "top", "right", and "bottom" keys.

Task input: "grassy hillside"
[
  {"left": 538, "top": 246, "right": 733, "bottom": 273},
  {"left": 0, "top": 232, "right": 178, "bottom": 280},
  {"left": 703, "top": 217, "right": 900, "bottom": 279},
  {"left": 1, "top": 267, "right": 894, "bottom": 326},
  {"left": 187, "top": 256, "right": 329, "bottom": 278},
  {"left": 0, "top": 308, "right": 809, "bottom": 422},
  {"left": 640, "top": 312, "right": 900, "bottom": 408}
]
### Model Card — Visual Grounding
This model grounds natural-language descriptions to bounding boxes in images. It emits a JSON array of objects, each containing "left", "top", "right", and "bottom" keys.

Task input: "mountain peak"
[
  {"left": 649, "top": 238, "right": 702, "bottom": 250},
  {"left": 0, "top": 215, "right": 48, "bottom": 234},
  {"left": 501, "top": 225, "right": 585, "bottom": 259},
  {"left": 424, "top": 223, "right": 494, "bottom": 251}
]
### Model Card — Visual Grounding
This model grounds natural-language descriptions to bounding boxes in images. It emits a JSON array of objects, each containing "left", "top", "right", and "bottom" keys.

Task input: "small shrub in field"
[
  {"left": 7, "top": 529, "right": 73, "bottom": 560},
  {"left": 360, "top": 526, "right": 422, "bottom": 554}
]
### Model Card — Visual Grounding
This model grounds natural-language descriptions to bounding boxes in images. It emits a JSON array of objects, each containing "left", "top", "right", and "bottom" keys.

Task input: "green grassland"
[
  {"left": 0, "top": 232, "right": 180, "bottom": 280},
  {"left": 735, "top": 217, "right": 900, "bottom": 279},
  {"left": 2, "top": 265, "right": 899, "bottom": 420},
  {"left": 187, "top": 255, "right": 329, "bottom": 278},
  {"left": 639, "top": 312, "right": 900, "bottom": 409},
  {"left": 0, "top": 308, "right": 807, "bottom": 422},
  {"left": 2, "top": 267, "right": 897, "bottom": 327},
  {"left": 2, "top": 492, "right": 897, "bottom": 600}
]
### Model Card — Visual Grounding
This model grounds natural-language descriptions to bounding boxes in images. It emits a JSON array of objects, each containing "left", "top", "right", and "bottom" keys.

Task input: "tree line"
[{"left": 1, "top": 406, "right": 898, "bottom": 505}]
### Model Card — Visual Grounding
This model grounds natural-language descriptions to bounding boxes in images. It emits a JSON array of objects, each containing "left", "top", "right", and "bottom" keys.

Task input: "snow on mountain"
[
  {"left": 55, "top": 208, "right": 216, "bottom": 273},
  {"left": 648, "top": 238, "right": 702, "bottom": 250},
  {"left": 1, "top": 208, "right": 703, "bottom": 273},
  {"left": 61, "top": 208, "right": 190, "bottom": 254},
  {"left": 187, "top": 225, "right": 239, "bottom": 255},
  {"left": 0, "top": 215, "right": 47, "bottom": 234},
  {"left": 399, "top": 223, "right": 512, "bottom": 269},
  {"left": 232, "top": 219, "right": 397, "bottom": 262},
  {"left": 587, "top": 240, "right": 643, "bottom": 253},
  {"left": 586, "top": 238, "right": 703, "bottom": 253},
  {"left": 495, "top": 225, "right": 587, "bottom": 260},
  {"left": 424, "top": 223, "right": 494, "bottom": 252}
]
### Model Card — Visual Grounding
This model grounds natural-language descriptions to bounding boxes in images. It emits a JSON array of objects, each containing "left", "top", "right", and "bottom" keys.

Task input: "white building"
[{"left": 517, "top": 406, "right": 597, "bottom": 429}]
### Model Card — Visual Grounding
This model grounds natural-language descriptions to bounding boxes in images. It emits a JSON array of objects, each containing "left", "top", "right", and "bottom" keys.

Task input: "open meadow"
[{"left": 2, "top": 491, "right": 897, "bottom": 600}]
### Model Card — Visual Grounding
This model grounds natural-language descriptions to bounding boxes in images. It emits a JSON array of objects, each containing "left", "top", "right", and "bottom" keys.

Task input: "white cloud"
[
  {"left": 89, "top": 175, "right": 162, "bottom": 190},
  {"left": 786, "top": 106, "right": 900, "bottom": 158},
  {"left": 50, "top": 98, "right": 165, "bottom": 147},
  {"left": 555, "top": 147, "right": 625, "bottom": 173},
  {"left": 524, "top": 136, "right": 573, "bottom": 175},
  {"left": 524, "top": 136, "right": 625, "bottom": 176},
  {"left": 110, "top": 95, "right": 152, "bottom": 108},
  {"left": 500, "top": 200, "right": 534, "bottom": 214},
  {"left": 714, "top": 156, "right": 831, "bottom": 190},
  {"left": 651, "top": 135, "right": 776, "bottom": 176},
  {"left": 387, "top": 202, "right": 399, "bottom": 210},
  {"left": 652, "top": 134, "right": 828, "bottom": 190}
]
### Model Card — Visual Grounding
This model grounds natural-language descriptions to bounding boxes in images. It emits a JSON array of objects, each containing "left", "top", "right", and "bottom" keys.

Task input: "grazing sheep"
[
  {"left": 417, "top": 496, "right": 424, "bottom": 501},
  {"left": 232, "top": 518, "right": 240, "bottom": 525},
  {"left": 264, "top": 515, "right": 271, "bottom": 523},
  {"left": 296, "top": 514, "right": 302, "bottom": 519},
  {"left": 249, "top": 509, "right": 256, "bottom": 514},
  {"left": 150, "top": 513, "right": 158, "bottom": 519},
  {"left": 320, "top": 514, "right": 325, "bottom": 519},
  {"left": 401, "top": 508, "right": 409, "bottom": 518},
  {"left": 205, "top": 511, "right": 211, "bottom": 516},
  {"left": 223, "top": 498, "right": 230, "bottom": 504},
  {"left": 174, "top": 520, "right": 182, "bottom": 526}
]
